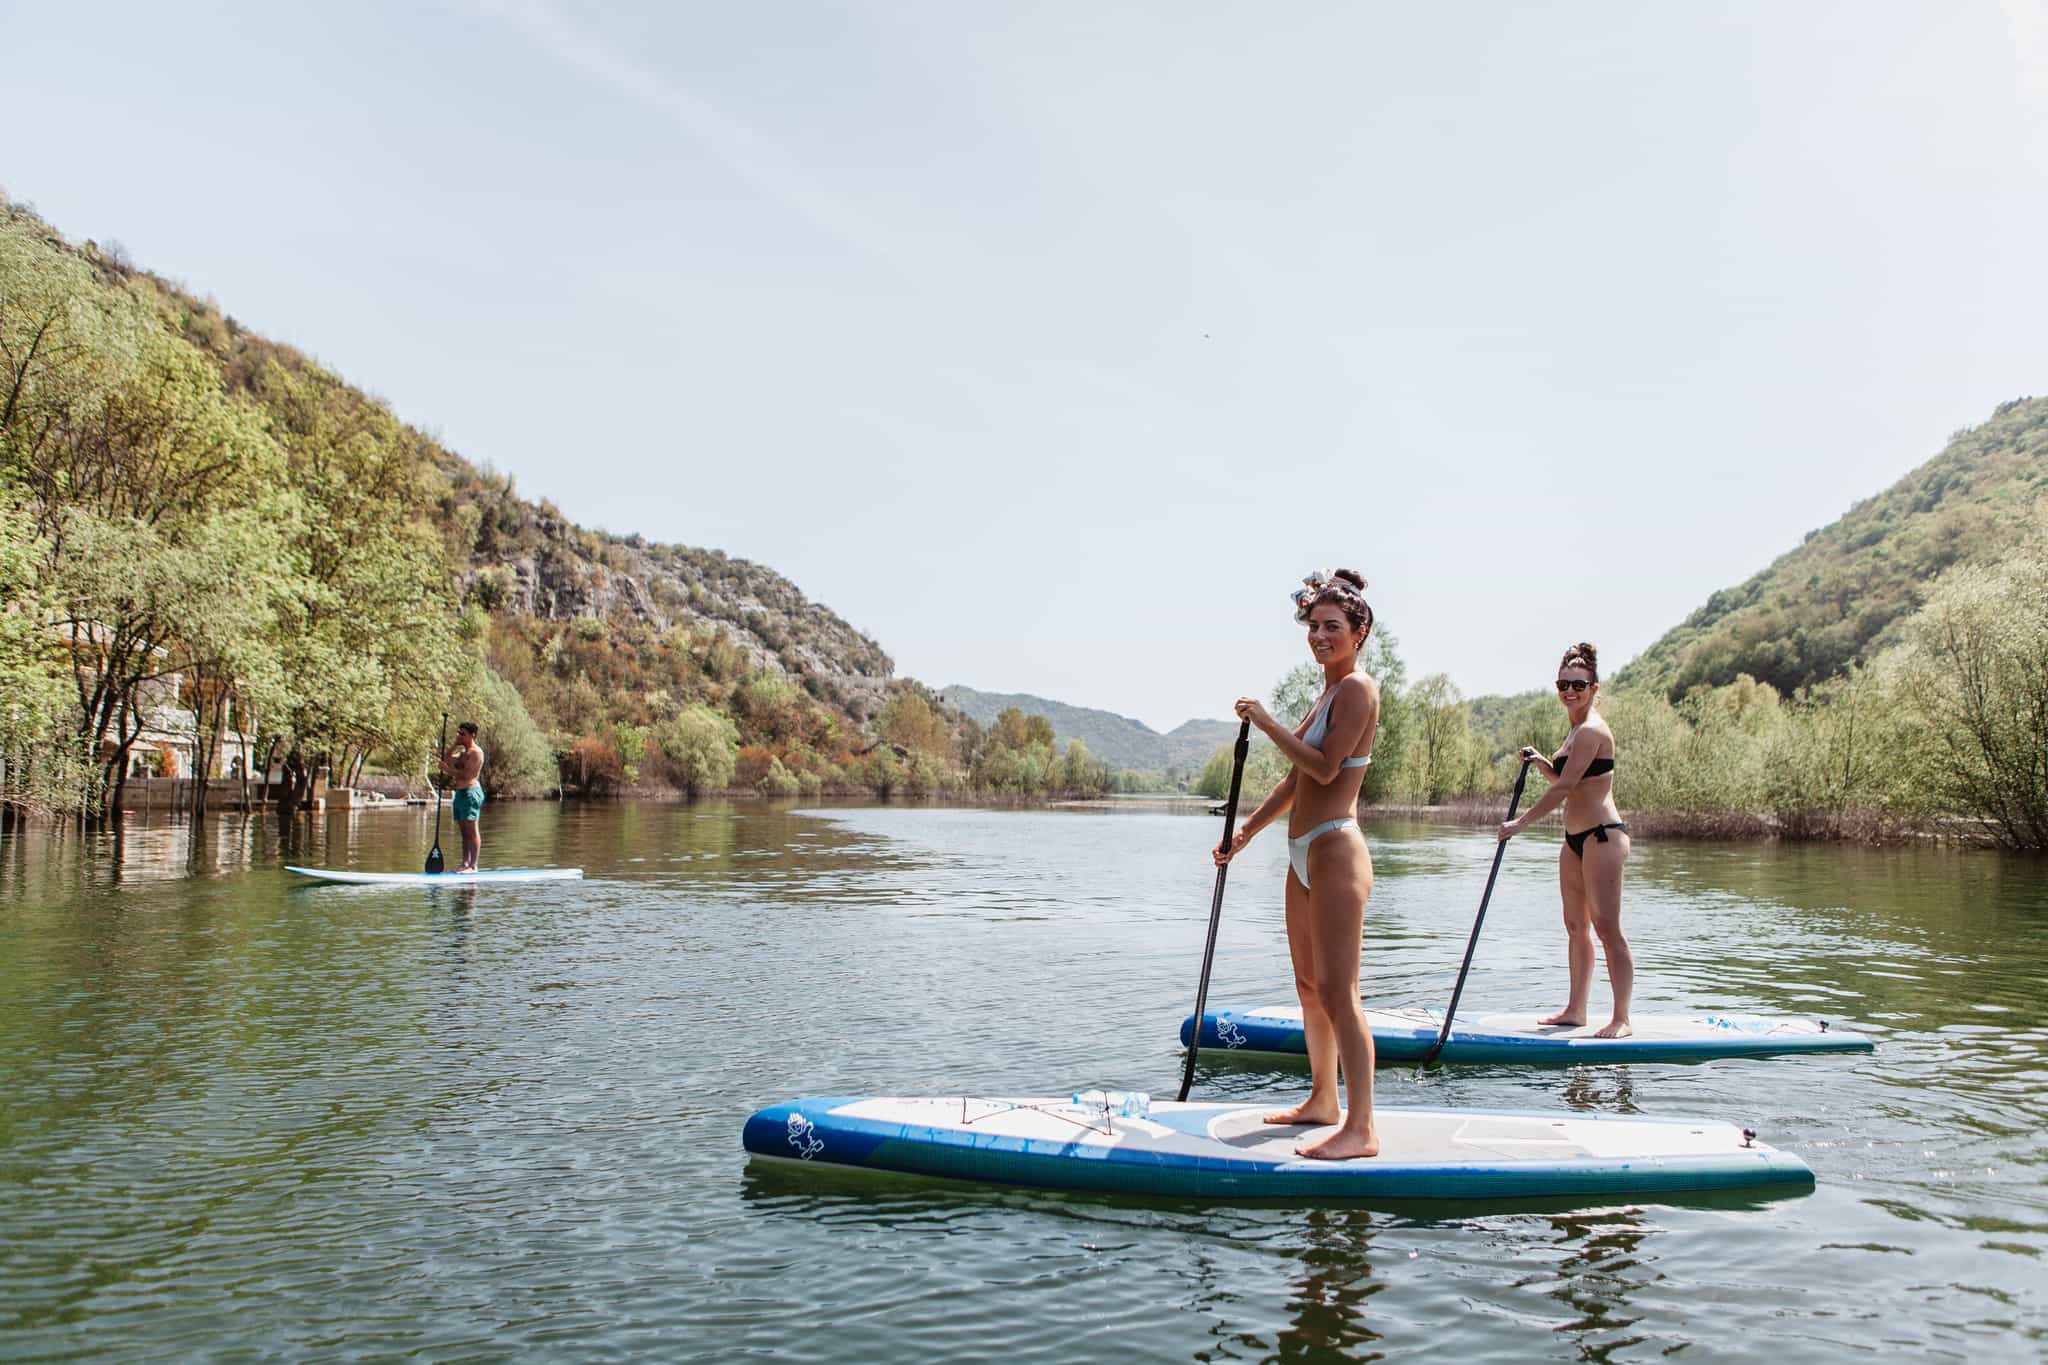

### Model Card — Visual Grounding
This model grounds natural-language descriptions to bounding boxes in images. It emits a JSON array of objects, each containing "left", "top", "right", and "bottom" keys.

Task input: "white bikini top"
[{"left": 1303, "top": 688, "right": 1372, "bottom": 769}]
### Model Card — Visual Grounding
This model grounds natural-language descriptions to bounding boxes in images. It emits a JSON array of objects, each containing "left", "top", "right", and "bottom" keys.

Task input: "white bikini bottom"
[{"left": 1287, "top": 817, "right": 1357, "bottom": 890}]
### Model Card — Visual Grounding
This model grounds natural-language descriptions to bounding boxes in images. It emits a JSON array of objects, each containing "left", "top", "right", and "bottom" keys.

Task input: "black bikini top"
[{"left": 1554, "top": 749, "right": 1616, "bottom": 778}]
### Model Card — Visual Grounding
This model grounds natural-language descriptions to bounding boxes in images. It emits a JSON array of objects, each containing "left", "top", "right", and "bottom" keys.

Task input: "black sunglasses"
[{"left": 1555, "top": 679, "right": 1591, "bottom": 694}]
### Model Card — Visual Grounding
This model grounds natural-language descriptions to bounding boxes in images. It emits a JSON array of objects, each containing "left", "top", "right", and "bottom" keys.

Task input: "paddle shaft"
[
  {"left": 1422, "top": 759, "right": 1533, "bottom": 1066},
  {"left": 425, "top": 714, "right": 447, "bottom": 874},
  {"left": 1177, "top": 720, "right": 1253, "bottom": 1102}
]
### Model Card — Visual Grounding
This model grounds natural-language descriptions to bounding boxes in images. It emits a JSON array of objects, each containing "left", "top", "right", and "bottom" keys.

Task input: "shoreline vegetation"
[
  {"left": 0, "top": 197, "right": 1133, "bottom": 835},
  {"left": 1187, "top": 522, "right": 2048, "bottom": 852},
  {"left": 4, "top": 196, "right": 2045, "bottom": 852}
]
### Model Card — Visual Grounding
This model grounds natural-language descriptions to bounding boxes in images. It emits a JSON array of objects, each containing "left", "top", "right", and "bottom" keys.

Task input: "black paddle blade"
[{"left": 425, "top": 712, "right": 449, "bottom": 874}]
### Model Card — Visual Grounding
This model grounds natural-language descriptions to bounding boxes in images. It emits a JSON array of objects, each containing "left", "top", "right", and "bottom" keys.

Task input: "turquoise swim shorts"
[{"left": 453, "top": 785, "right": 485, "bottom": 822}]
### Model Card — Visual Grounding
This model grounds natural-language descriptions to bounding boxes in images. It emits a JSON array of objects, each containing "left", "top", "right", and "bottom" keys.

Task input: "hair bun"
[
  {"left": 1289, "top": 568, "right": 1374, "bottom": 636},
  {"left": 1574, "top": 642, "right": 1598, "bottom": 670}
]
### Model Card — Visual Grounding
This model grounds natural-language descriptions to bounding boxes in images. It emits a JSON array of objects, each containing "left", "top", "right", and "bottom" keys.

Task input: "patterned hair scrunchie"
[{"left": 1291, "top": 569, "right": 1369, "bottom": 624}]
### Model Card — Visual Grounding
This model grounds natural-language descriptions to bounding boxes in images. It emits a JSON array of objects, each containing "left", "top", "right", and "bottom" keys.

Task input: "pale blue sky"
[{"left": 9, "top": 2, "right": 2046, "bottom": 731}]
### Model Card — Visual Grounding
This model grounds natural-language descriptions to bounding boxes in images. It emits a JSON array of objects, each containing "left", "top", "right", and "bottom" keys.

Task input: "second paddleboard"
[{"left": 1182, "top": 1004, "right": 1873, "bottom": 1063}]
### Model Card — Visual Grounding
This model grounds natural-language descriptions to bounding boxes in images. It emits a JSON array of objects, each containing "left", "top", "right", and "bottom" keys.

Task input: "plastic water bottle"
[{"left": 1072, "top": 1089, "right": 1151, "bottom": 1118}]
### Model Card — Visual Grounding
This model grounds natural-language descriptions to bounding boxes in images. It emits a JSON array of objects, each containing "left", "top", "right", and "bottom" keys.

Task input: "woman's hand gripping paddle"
[
  {"left": 1177, "top": 720, "right": 1252, "bottom": 1102},
  {"left": 425, "top": 713, "right": 448, "bottom": 875},
  {"left": 1420, "top": 759, "right": 1533, "bottom": 1068}
]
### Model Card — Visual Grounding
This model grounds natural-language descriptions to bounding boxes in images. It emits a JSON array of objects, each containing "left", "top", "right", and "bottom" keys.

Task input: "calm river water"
[{"left": 1, "top": 800, "right": 2043, "bottom": 1361}]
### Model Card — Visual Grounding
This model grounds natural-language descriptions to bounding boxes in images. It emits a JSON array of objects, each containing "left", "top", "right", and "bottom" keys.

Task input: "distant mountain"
[
  {"left": 1616, "top": 396, "right": 2048, "bottom": 699},
  {"left": 940, "top": 685, "right": 1234, "bottom": 774},
  {"left": 1161, "top": 717, "right": 1242, "bottom": 764}
]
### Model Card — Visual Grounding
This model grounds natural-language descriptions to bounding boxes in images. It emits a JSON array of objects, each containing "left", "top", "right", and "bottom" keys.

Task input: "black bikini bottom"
[{"left": 1564, "top": 822, "right": 1629, "bottom": 858}]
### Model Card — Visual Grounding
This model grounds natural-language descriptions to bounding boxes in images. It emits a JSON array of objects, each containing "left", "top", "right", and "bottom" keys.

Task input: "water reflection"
[
  {"left": 1534, "top": 1207, "right": 1659, "bottom": 1354},
  {"left": 1559, "top": 1066, "right": 1638, "bottom": 1115},
  {"left": 1271, "top": 1208, "right": 1384, "bottom": 1362}
]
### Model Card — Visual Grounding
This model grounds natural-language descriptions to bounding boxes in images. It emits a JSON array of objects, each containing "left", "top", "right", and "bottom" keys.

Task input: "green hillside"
[
  {"left": 1616, "top": 397, "right": 2048, "bottom": 698},
  {"left": 940, "top": 685, "right": 1231, "bottom": 776},
  {"left": 2, "top": 194, "right": 1103, "bottom": 810}
]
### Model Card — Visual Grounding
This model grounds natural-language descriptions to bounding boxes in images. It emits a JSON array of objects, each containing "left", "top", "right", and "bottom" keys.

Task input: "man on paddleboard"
[{"left": 441, "top": 722, "right": 487, "bottom": 873}]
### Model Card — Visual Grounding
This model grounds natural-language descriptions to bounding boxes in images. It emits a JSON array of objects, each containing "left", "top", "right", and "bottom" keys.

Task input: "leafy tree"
[
  {"left": 1356, "top": 624, "right": 1410, "bottom": 803},
  {"left": 1191, "top": 745, "right": 1236, "bottom": 799},
  {"left": 449, "top": 663, "right": 556, "bottom": 797},
  {"left": 1270, "top": 662, "right": 1322, "bottom": 724},
  {"left": 1407, "top": 673, "right": 1482, "bottom": 804},
  {"left": 735, "top": 675, "right": 804, "bottom": 743},
  {"left": 1759, "top": 666, "right": 1916, "bottom": 837},
  {"left": 159, "top": 500, "right": 299, "bottom": 827},
  {"left": 0, "top": 490, "right": 68, "bottom": 815},
  {"left": 900, "top": 750, "right": 954, "bottom": 797},
  {"left": 1893, "top": 527, "right": 2048, "bottom": 849},
  {"left": 1, "top": 210, "right": 118, "bottom": 482},
  {"left": 755, "top": 755, "right": 801, "bottom": 796},
  {"left": 1110, "top": 768, "right": 1164, "bottom": 793},
  {"left": 852, "top": 747, "right": 903, "bottom": 797},
  {"left": 988, "top": 707, "right": 1056, "bottom": 753},
  {"left": 1472, "top": 690, "right": 1563, "bottom": 779},
  {"left": 8, "top": 268, "right": 287, "bottom": 814},
  {"left": 251, "top": 358, "right": 467, "bottom": 822},
  {"left": 1059, "top": 739, "right": 1109, "bottom": 794},
  {"left": 613, "top": 722, "right": 648, "bottom": 784},
  {"left": 654, "top": 704, "right": 739, "bottom": 795},
  {"left": 1190, "top": 737, "right": 1286, "bottom": 801},
  {"left": 877, "top": 689, "right": 952, "bottom": 760}
]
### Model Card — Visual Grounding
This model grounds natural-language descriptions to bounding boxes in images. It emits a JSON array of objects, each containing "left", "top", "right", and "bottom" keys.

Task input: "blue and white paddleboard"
[
  {"left": 1183, "top": 1005, "right": 1873, "bottom": 1064},
  {"left": 285, "top": 866, "right": 583, "bottom": 886},
  {"left": 743, "top": 1095, "right": 1813, "bottom": 1201}
]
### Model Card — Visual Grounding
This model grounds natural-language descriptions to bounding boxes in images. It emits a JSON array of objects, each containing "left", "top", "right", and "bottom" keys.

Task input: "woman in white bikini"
[
  {"left": 1498, "top": 642, "right": 1633, "bottom": 1039},
  {"left": 1213, "top": 569, "right": 1381, "bottom": 1160}
]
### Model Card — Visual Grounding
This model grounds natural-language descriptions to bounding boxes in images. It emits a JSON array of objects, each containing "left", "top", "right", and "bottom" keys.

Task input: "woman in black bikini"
[{"left": 1498, "top": 643, "right": 1633, "bottom": 1039}]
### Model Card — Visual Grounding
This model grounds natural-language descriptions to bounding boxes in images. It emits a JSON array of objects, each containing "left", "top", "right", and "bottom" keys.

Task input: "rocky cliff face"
[{"left": 451, "top": 480, "right": 898, "bottom": 718}]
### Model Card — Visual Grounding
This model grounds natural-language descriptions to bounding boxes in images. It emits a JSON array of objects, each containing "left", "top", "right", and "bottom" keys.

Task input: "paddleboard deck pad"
[
  {"left": 285, "top": 866, "right": 583, "bottom": 885},
  {"left": 743, "top": 1096, "right": 1812, "bottom": 1200},
  {"left": 1183, "top": 1005, "right": 1873, "bottom": 1063}
]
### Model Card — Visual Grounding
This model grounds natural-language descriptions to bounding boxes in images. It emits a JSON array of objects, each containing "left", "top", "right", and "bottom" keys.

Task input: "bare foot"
[
  {"left": 1537, "top": 1012, "right": 1586, "bottom": 1028},
  {"left": 1262, "top": 1099, "right": 1340, "bottom": 1127},
  {"left": 1593, "top": 1018, "right": 1632, "bottom": 1039},
  {"left": 1296, "top": 1123, "right": 1379, "bottom": 1160}
]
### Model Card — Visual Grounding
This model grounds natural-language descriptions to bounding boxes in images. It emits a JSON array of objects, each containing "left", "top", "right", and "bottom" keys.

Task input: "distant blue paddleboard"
[
  {"left": 285, "top": 866, "right": 583, "bottom": 886},
  {"left": 742, "top": 1095, "right": 1813, "bottom": 1201},
  {"left": 1182, "top": 1005, "right": 1873, "bottom": 1063}
]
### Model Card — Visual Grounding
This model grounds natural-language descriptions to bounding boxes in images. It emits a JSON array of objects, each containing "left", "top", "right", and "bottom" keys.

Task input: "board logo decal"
[
  {"left": 1218, "top": 1019, "right": 1248, "bottom": 1049},
  {"left": 787, "top": 1112, "right": 825, "bottom": 1160}
]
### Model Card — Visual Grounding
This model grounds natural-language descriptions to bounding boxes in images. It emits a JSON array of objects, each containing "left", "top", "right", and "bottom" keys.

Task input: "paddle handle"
[
  {"left": 1422, "top": 759, "right": 1532, "bottom": 1066},
  {"left": 1178, "top": 720, "right": 1253, "bottom": 1103}
]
